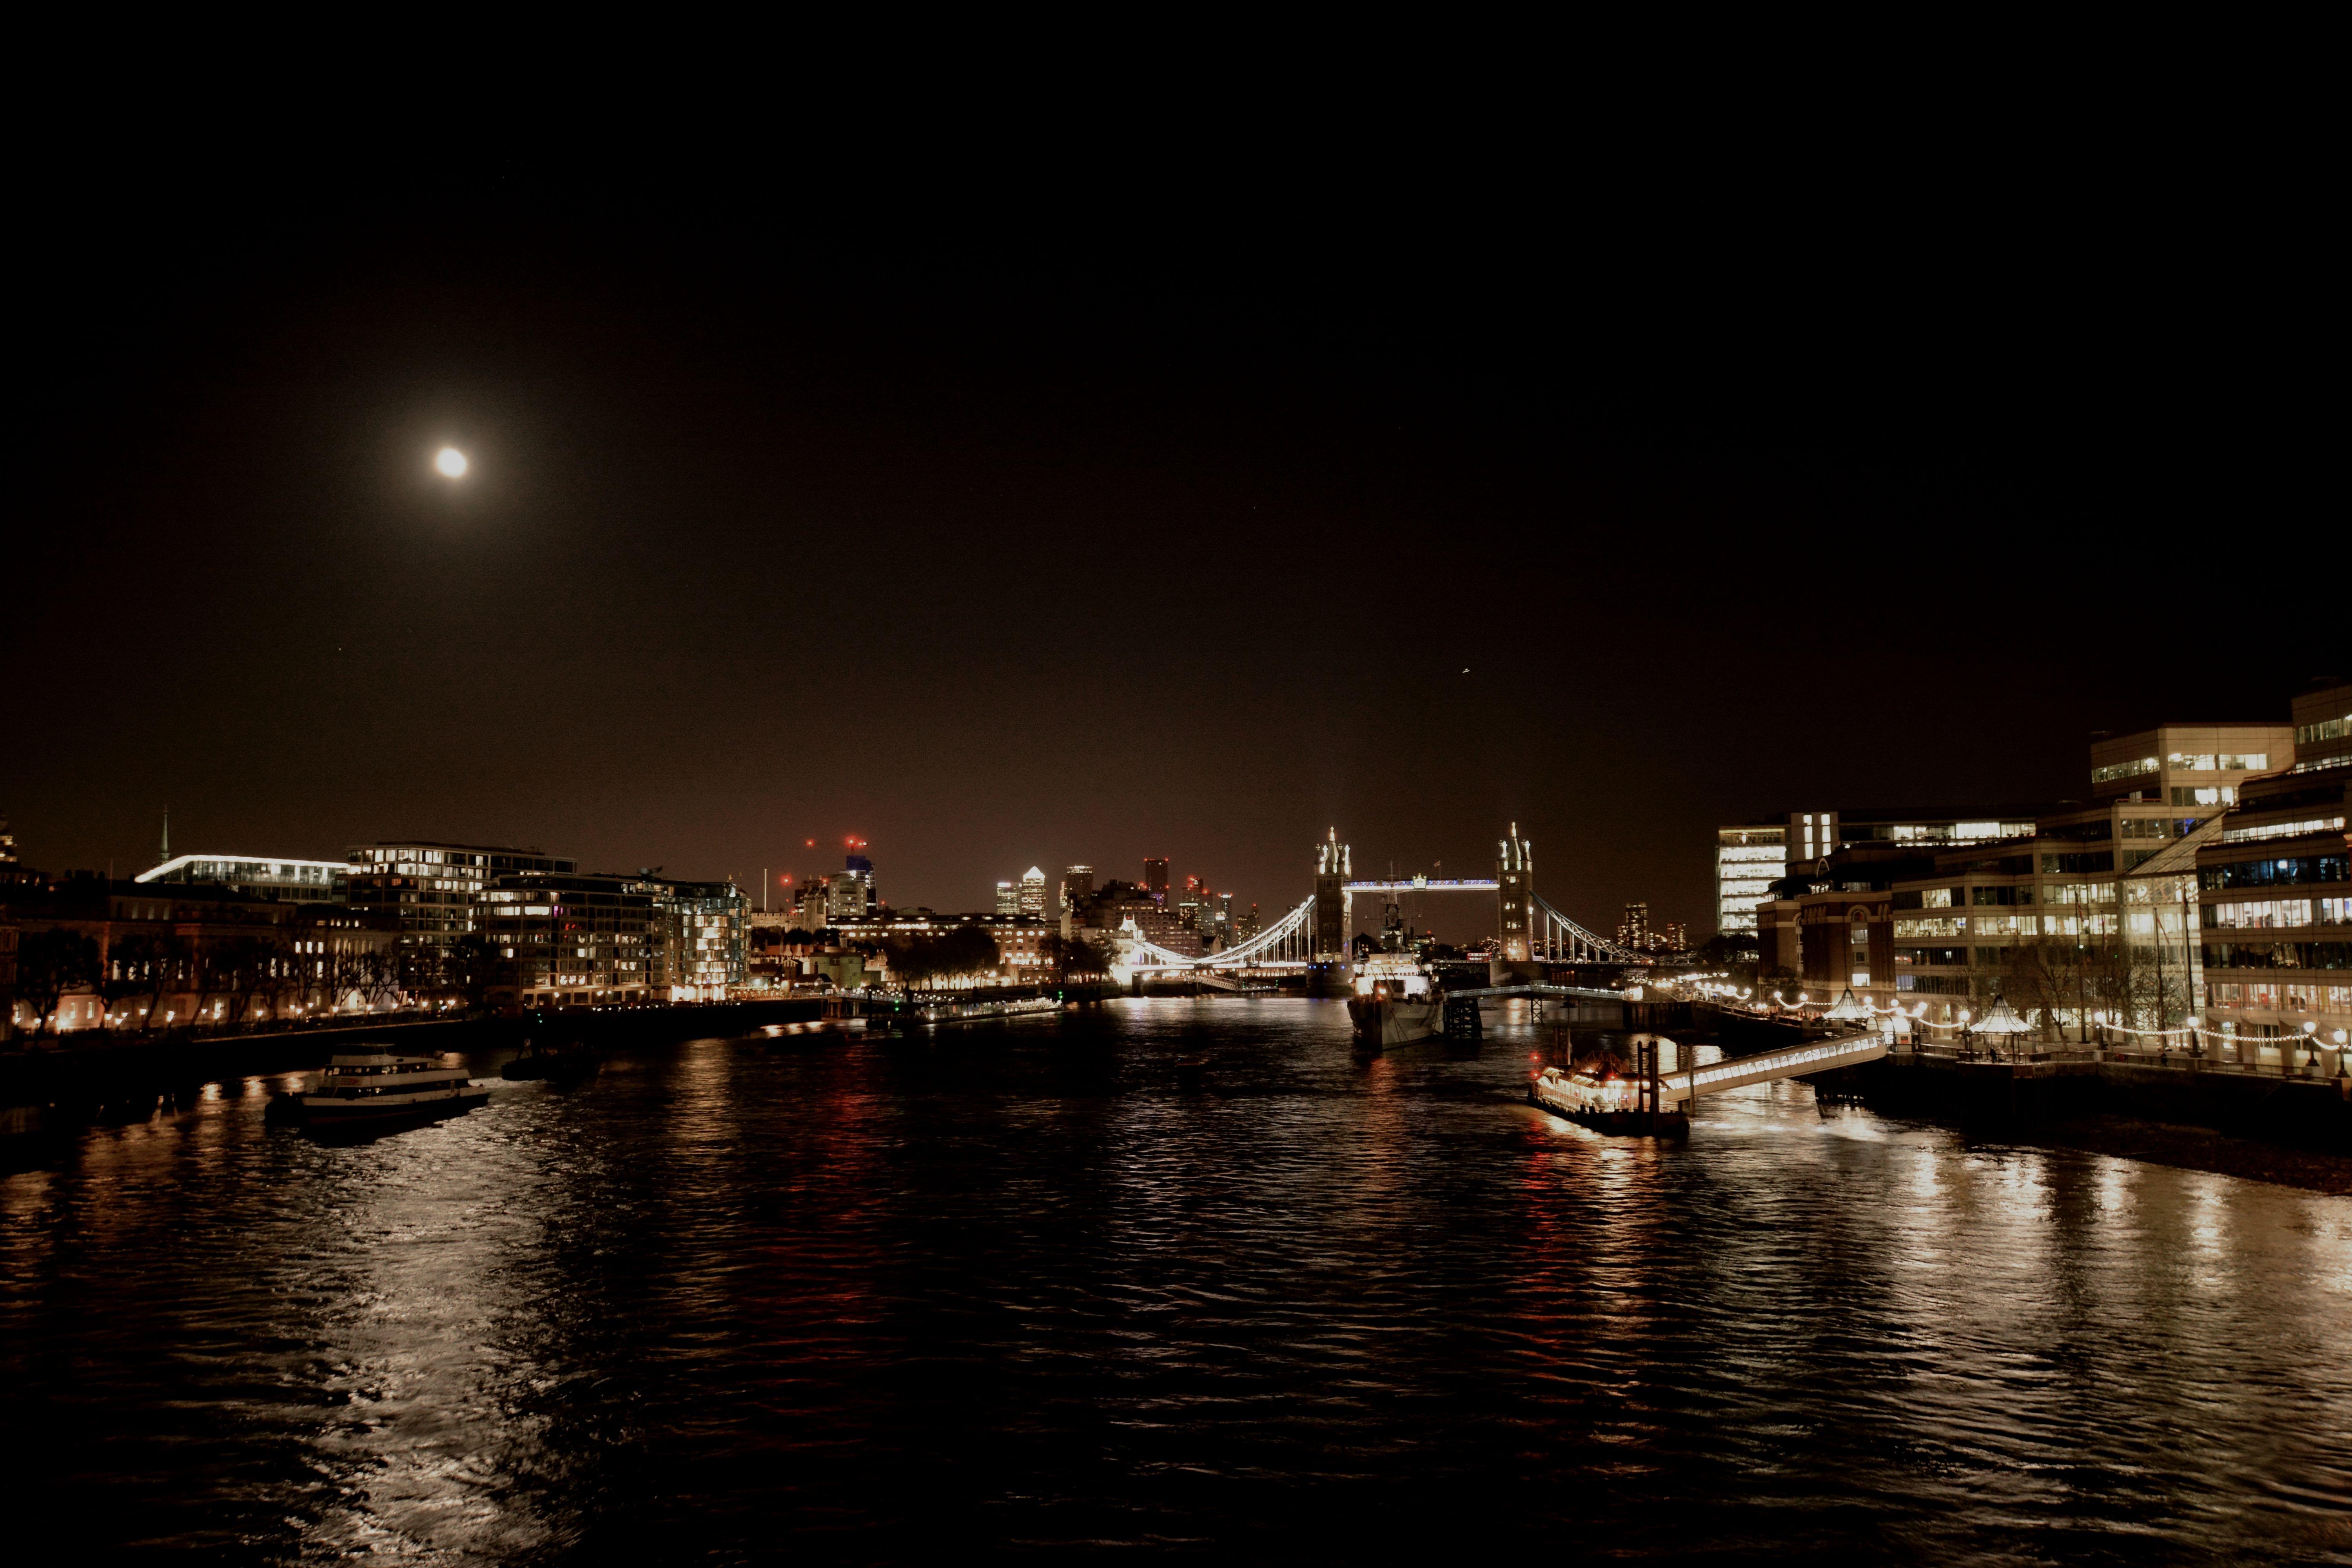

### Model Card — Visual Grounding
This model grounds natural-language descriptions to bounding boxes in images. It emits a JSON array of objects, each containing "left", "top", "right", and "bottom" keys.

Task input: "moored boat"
[
  {"left": 1527, "top": 1063, "right": 1688, "bottom": 1138},
  {"left": 1347, "top": 953, "right": 1443, "bottom": 1047},
  {"left": 298, "top": 1052, "right": 492, "bottom": 1127}
]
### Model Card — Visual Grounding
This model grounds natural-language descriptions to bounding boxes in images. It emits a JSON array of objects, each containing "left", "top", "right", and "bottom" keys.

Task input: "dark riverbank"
[{"left": 0, "top": 998, "right": 828, "bottom": 1121}]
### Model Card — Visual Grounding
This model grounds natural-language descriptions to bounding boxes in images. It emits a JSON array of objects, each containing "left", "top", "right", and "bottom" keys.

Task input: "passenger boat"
[
  {"left": 298, "top": 1052, "right": 492, "bottom": 1127},
  {"left": 1348, "top": 952, "right": 1443, "bottom": 1047},
  {"left": 915, "top": 995, "right": 1064, "bottom": 1028},
  {"left": 1527, "top": 1063, "right": 1688, "bottom": 1138}
]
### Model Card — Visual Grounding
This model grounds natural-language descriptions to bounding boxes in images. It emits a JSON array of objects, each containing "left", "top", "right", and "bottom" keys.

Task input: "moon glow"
[{"left": 434, "top": 447, "right": 469, "bottom": 478}]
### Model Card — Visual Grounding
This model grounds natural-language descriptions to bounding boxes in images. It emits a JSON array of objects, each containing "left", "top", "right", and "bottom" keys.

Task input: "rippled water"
[{"left": 4, "top": 999, "right": 2349, "bottom": 1563}]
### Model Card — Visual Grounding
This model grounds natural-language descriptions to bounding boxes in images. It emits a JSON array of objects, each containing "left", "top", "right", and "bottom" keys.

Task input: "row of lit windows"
[
  {"left": 2299, "top": 715, "right": 2352, "bottom": 745},
  {"left": 1886, "top": 821, "right": 2035, "bottom": 842},
  {"left": 1895, "top": 910, "right": 2136, "bottom": 946},
  {"left": 2201, "top": 942, "right": 2352, "bottom": 971},
  {"left": 2200, "top": 855, "right": 2351, "bottom": 891},
  {"left": 2205, "top": 898, "right": 2352, "bottom": 929},
  {"left": 2209, "top": 982, "right": 2352, "bottom": 1011},
  {"left": 2222, "top": 815, "right": 2346, "bottom": 844}
]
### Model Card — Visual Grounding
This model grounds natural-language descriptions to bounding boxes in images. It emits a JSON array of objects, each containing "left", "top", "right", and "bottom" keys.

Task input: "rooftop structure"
[
  {"left": 135, "top": 853, "right": 347, "bottom": 902},
  {"left": 2088, "top": 722, "right": 2295, "bottom": 808}
]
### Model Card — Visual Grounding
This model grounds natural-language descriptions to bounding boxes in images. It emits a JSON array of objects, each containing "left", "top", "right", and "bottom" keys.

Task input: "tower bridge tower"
[
  {"left": 1313, "top": 828, "right": 1350, "bottom": 958},
  {"left": 1497, "top": 822, "right": 1533, "bottom": 963}
]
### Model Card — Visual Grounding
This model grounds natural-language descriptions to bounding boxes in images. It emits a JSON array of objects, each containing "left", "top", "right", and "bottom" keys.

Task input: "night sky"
[{"left": 9, "top": 127, "right": 2332, "bottom": 940}]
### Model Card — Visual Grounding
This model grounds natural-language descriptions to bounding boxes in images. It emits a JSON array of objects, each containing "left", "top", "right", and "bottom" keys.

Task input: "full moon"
[{"left": 434, "top": 447, "right": 468, "bottom": 478}]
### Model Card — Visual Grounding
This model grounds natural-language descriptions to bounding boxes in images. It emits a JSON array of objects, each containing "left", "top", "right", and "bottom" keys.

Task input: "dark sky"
[{"left": 6, "top": 120, "right": 2332, "bottom": 940}]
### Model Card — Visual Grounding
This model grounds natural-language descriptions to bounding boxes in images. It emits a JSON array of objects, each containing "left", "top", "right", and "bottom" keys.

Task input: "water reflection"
[{"left": 1, "top": 1003, "right": 2348, "bottom": 1561}]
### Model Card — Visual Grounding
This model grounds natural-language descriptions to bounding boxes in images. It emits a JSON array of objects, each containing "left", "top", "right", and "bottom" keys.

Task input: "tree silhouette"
[
  {"left": 107, "top": 931, "right": 181, "bottom": 1033},
  {"left": 15, "top": 928, "right": 100, "bottom": 1036}
]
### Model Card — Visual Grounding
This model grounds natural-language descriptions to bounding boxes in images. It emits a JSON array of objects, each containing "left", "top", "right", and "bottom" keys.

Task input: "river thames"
[{"left": 4, "top": 999, "right": 2348, "bottom": 1562}]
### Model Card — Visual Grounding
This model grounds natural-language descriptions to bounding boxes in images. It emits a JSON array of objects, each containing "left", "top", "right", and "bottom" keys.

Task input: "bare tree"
[
  {"left": 258, "top": 937, "right": 307, "bottom": 1024},
  {"left": 107, "top": 931, "right": 180, "bottom": 1034},
  {"left": 15, "top": 928, "right": 100, "bottom": 1036},
  {"left": 359, "top": 949, "right": 405, "bottom": 1013}
]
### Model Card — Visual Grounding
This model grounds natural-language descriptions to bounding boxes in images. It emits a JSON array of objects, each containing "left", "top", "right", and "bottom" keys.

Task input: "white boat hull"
[{"left": 299, "top": 1084, "right": 491, "bottom": 1125}]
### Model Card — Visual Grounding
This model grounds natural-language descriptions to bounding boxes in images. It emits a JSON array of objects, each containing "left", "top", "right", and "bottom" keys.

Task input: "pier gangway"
[{"left": 1660, "top": 1031, "right": 1886, "bottom": 1105}]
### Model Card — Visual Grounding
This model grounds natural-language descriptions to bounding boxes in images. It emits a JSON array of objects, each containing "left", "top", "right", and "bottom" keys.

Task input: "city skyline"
[{"left": 9, "top": 135, "right": 2339, "bottom": 945}]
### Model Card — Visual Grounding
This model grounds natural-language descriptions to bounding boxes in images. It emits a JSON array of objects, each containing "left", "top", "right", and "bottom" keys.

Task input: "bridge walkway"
[
  {"left": 1448, "top": 983, "right": 1631, "bottom": 1004},
  {"left": 1661, "top": 1031, "right": 1886, "bottom": 1105}
]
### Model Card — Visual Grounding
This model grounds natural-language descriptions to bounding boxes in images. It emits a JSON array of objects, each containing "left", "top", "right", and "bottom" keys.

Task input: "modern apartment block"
[
  {"left": 1753, "top": 692, "right": 2344, "bottom": 1066},
  {"left": 347, "top": 842, "right": 576, "bottom": 987},
  {"left": 1715, "top": 825, "right": 1786, "bottom": 935},
  {"left": 2088, "top": 722, "right": 2295, "bottom": 812},
  {"left": 2290, "top": 682, "right": 2352, "bottom": 775},
  {"left": 477, "top": 870, "right": 659, "bottom": 1009},
  {"left": 1719, "top": 808, "right": 2038, "bottom": 937},
  {"left": 2196, "top": 682, "right": 2351, "bottom": 1058},
  {"left": 647, "top": 877, "right": 748, "bottom": 1000}
]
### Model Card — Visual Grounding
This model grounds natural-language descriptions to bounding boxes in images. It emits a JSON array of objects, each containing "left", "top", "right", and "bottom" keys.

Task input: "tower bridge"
[{"left": 1119, "top": 824, "right": 1655, "bottom": 977}]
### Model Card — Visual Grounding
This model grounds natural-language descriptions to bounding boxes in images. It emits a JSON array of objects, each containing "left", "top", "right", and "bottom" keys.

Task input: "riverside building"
[
  {"left": 1718, "top": 809, "right": 2038, "bottom": 937},
  {"left": 2088, "top": 721, "right": 2296, "bottom": 813},
  {"left": 644, "top": 877, "right": 748, "bottom": 999},
  {"left": 347, "top": 842, "right": 575, "bottom": 988},
  {"left": 2195, "top": 693, "right": 2351, "bottom": 1063},
  {"left": 477, "top": 870, "right": 658, "bottom": 1009}
]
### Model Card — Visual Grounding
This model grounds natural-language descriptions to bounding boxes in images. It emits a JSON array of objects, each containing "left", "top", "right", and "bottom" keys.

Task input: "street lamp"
[{"left": 2303, "top": 1020, "right": 2321, "bottom": 1071}]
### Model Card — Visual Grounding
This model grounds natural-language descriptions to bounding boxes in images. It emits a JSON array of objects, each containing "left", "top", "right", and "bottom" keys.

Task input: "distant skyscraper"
[
  {"left": 830, "top": 853, "right": 876, "bottom": 922},
  {"left": 995, "top": 880, "right": 1019, "bottom": 915},
  {"left": 1020, "top": 866, "right": 1047, "bottom": 917},
  {"left": 1617, "top": 902, "right": 1651, "bottom": 950},
  {"left": 1143, "top": 858, "right": 1169, "bottom": 903},
  {"left": 1060, "top": 865, "right": 1094, "bottom": 911}
]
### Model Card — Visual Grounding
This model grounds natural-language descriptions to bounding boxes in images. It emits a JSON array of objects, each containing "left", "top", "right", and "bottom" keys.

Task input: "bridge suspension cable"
[
  {"left": 1530, "top": 894, "right": 1654, "bottom": 966},
  {"left": 1126, "top": 895, "right": 1319, "bottom": 971}
]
